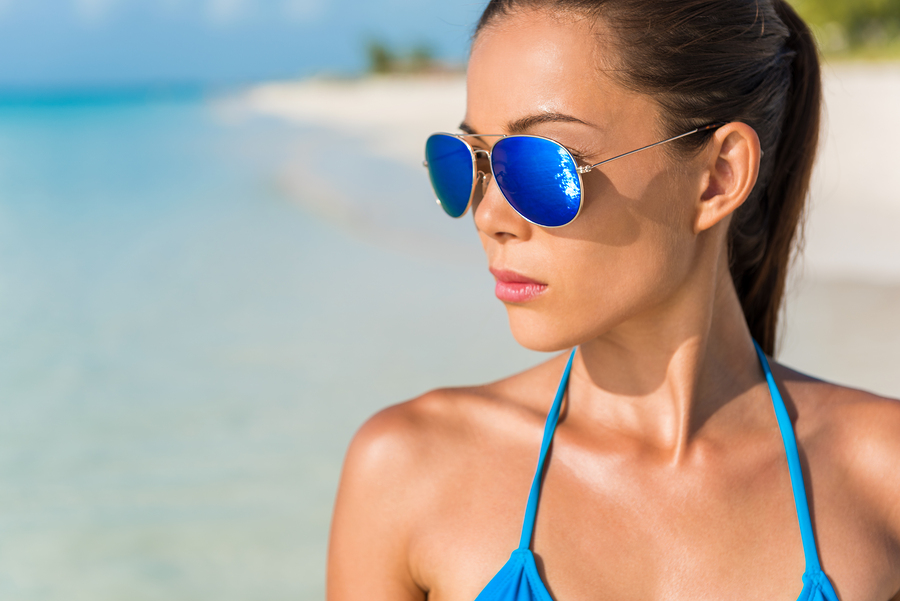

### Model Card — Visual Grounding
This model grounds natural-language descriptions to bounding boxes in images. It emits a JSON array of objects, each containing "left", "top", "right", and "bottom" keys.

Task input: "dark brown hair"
[{"left": 477, "top": 0, "right": 821, "bottom": 355}]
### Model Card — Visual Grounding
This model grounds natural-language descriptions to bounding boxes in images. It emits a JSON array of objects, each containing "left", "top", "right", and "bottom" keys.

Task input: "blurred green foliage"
[
  {"left": 789, "top": 0, "right": 900, "bottom": 58},
  {"left": 367, "top": 41, "right": 395, "bottom": 74},
  {"left": 365, "top": 40, "right": 441, "bottom": 74}
]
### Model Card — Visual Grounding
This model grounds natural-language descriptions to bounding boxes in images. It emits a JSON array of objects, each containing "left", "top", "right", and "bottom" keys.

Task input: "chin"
[{"left": 505, "top": 307, "right": 587, "bottom": 353}]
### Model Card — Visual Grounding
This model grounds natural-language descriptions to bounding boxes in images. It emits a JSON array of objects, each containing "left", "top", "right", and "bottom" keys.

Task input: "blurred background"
[{"left": 0, "top": 1, "right": 897, "bottom": 599}]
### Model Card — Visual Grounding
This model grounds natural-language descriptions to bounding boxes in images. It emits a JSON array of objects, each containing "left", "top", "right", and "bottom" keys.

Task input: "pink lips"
[{"left": 490, "top": 268, "right": 548, "bottom": 303}]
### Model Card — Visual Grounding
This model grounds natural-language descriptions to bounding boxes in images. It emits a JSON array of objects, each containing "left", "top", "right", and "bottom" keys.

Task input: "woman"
[{"left": 328, "top": 1, "right": 900, "bottom": 600}]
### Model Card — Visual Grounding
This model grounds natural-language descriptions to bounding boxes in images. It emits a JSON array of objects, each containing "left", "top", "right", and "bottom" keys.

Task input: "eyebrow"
[{"left": 459, "top": 112, "right": 595, "bottom": 136}]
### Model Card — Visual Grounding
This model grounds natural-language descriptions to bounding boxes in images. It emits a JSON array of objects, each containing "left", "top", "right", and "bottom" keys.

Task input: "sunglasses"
[{"left": 423, "top": 122, "right": 724, "bottom": 228}]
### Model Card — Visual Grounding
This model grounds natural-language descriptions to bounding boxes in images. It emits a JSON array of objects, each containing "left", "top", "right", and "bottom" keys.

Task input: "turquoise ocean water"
[{"left": 0, "top": 94, "right": 539, "bottom": 600}]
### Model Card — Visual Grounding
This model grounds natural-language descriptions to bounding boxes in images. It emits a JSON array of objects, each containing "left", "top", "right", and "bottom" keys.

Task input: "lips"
[{"left": 490, "top": 268, "right": 548, "bottom": 303}]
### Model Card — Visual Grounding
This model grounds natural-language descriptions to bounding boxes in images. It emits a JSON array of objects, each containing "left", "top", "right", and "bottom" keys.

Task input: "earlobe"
[{"left": 694, "top": 123, "right": 761, "bottom": 233}]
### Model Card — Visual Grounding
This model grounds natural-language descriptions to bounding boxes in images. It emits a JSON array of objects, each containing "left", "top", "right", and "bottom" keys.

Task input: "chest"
[
  {"left": 529, "top": 457, "right": 806, "bottom": 601},
  {"left": 412, "top": 437, "right": 885, "bottom": 601}
]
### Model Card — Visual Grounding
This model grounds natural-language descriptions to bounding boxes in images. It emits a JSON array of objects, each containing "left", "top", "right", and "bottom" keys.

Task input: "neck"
[{"left": 569, "top": 244, "right": 761, "bottom": 462}]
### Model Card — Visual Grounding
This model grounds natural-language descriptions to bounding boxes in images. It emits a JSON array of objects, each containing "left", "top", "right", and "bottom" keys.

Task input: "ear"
[{"left": 694, "top": 122, "right": 761, "bottom": 233}]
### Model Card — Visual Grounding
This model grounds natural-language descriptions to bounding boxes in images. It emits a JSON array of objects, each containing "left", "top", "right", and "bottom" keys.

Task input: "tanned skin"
[{"left": 328, "top": 9, "right": 900, "bottom": 601}]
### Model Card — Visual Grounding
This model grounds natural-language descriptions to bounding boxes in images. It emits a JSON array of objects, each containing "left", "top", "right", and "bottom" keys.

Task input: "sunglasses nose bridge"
[
  {"left": 471, "top": 170, "right": 492, "bottom": 212},
  {"left": 470, "top": 147, "right": 492, "bottom": 199},
  {"left": 473, "top": 148, "right": 491, "bottom": 170}
]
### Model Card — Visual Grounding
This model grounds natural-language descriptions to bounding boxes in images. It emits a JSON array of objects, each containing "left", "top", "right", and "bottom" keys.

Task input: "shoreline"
[{"left": 243, "top": 74, "right": 466, "bottom": 168}]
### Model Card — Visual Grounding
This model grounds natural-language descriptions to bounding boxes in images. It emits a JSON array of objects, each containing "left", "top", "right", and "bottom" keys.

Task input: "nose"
[{"left": 472, "top": 169, "right": 533, "bottom": 241}]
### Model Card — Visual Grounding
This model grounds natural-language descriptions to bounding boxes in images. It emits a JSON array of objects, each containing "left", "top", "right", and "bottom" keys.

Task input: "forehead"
[{"left": 465, "top": 10, "right": 653, "bottom": 133}]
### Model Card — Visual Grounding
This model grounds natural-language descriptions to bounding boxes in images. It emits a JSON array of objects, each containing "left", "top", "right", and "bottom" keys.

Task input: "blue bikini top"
[{"left": 474, "top": 342, "right": 840, "bottom": 601}]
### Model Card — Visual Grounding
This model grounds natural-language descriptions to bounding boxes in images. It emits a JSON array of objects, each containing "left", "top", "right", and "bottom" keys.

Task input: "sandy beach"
[{"left": 244, "top": 64, "right": 900, "bottom": 396}]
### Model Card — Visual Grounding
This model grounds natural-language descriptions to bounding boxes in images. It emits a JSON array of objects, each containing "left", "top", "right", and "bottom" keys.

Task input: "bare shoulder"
[
  {"left": 339, "top": 352, "right": 570, "bottom": 500},
  {"left": 772, "top": 362, "right": 900, "bottom": 536},
  {"left": 327, "top": 353, "right": 570, "bottom": 600}
]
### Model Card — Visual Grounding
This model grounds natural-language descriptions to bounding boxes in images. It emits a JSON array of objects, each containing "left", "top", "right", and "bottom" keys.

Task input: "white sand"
[
  {"left": 804, "top": 62, "right": 900, "bottom": 282},
  {"left": 245, "top": 74, "right": 466, "bottom": 168}
]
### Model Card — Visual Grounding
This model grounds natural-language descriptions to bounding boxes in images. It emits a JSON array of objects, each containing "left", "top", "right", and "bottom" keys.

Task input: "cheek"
[
  {"left": 503, "top": 166, "right": 698, "bottom": 351},
  {"left": 573, "top": 162, "right": 696, "bottom": 294}
]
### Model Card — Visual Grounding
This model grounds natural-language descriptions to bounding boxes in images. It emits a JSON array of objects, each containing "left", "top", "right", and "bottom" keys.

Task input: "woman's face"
[{"left": 466, "top": 9, "right": 710, "bottom": 352}]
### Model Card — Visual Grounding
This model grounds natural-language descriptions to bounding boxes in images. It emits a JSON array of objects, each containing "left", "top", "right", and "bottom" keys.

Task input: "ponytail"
[{"left": 730, "top": 0, "right": 822, "bottom": 355}]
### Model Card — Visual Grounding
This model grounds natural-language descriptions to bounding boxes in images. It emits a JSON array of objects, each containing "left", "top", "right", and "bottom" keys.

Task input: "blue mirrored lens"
[
  {"left": 491, "top": 136, "right": 582, "bottom": 227},
  {"left": 425, "top": 134, "right": 474, "bottom": 218}
]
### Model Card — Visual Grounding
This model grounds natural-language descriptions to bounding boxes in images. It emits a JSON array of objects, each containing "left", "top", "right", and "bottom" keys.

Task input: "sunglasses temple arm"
[{"left": 580, "top": 123, "right": 724, "bottom": 173}]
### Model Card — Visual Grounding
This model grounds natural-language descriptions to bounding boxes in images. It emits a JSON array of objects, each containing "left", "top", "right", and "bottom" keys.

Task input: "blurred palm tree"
[{"left": 365, "top": 39, "right": 441, "bottom": 74}]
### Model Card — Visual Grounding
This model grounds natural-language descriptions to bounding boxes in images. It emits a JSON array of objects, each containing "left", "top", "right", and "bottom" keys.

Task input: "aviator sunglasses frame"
[{"left": 424, "top": 122, "right": 725, "bottom": 228}]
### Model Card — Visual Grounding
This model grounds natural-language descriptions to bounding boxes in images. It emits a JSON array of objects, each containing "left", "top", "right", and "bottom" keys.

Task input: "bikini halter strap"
[
  {"left": 518, "top": 343, "right": 823, "bottom": 574},
  {"left": 518, "top": 348, "right": 577, "bottom": 550},
  {"left": 752, "top": 340, "right": 822, "bottom": 573}
]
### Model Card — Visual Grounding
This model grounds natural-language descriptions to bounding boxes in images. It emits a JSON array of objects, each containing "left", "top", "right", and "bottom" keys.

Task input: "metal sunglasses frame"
[{"left": 423, "top": 121, "right": 725, "bottom": 228}]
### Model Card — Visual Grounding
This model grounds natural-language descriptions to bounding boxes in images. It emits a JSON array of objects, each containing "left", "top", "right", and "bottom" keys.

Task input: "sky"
[{"left": 0, "top": 0, "right": 481, "bottom": 89}]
